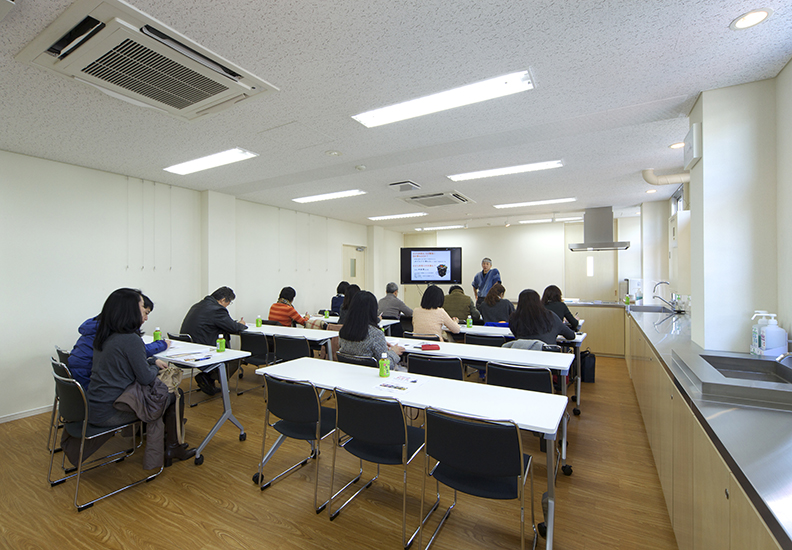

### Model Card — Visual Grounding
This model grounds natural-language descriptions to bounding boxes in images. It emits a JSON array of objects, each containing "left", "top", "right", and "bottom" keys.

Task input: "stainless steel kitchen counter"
[{"left": 629, "top": 311, "right": 792, "bottom": 547}]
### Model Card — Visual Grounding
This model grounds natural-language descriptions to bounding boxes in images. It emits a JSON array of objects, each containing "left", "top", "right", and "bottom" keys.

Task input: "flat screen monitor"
[{"left": 400, "top": 247, "right": 462, "bottom": 285}]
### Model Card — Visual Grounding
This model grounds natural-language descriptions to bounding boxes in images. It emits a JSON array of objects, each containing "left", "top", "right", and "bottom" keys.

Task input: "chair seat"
[
  {"left": 433, "top": 454, "right": 530, "bottom": 500},
  {"left": 273, "top": 406, "right": 336, "bottom": 441},
  {"left": 343, "top": 425, "right": 424, "bottom": 466}
]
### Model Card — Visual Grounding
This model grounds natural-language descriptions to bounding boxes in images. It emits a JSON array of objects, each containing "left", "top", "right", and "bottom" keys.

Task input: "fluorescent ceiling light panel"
[
  {"left": 292, "top": 189, "right": 366, "bottom": 204},
  {"left": 368, "top": 212, "right": 428, "bottom": 221},
  {"left": 555, "top": 216, "right": 583, "bottom": 222},
  {"left": 352, "top": 70, "right": 533, "bottom": 128},
  {"left": 164, "top": 148, "right": 258, "bottom": 175},
  {"left": 417, "top": 225, "right": 465, "bottom": 231},
  {"left": 448, "top": 159, "right": 563, "bottom": 182},
  {"left": 494, "top": 197, "right": 577, "bottom": 209},
  {"left": 519, "top": 218, "right": 553, "bottom": 224}
]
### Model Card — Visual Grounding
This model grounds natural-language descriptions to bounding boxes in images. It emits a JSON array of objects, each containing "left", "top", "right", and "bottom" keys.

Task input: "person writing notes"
[
  {"left": 412, "top": 285, "right": 461, "bottom": 341},
  {"left": 478, "top": 283, "right": 514, "bottom": 323},
  {"left": 509, "top": 289, "right": 575, "bottom": 345},
  {"left": 541, "top": 285, "right": 580, "bottom": 331},
  {"left": 339, "top": 291, "right": 404, "bottom": 368},
  {"left": 268, "top": 286, "right": 310, "bottom": 327}
]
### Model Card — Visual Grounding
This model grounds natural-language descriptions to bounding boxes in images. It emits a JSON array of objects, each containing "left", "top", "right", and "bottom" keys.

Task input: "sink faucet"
[
  {"left": 653, "top": 281, "right": 670, "bottom": 294},
  {"left": 777, "top": 352, "right": 792, "bottom": 364},
  {"left": 651, "top": 281, "right": 679, "bottom": 310}
]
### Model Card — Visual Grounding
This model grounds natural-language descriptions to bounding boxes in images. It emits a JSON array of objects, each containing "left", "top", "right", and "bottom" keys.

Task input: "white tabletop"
[
  {"left": 243, "top": 323, "right": 337, "bottom": 341},
  {"left": 309, "top": 316, "right": 400, "bottom": 329},
  {"left": 255, "top": 357, "right": 567, "bottom": 436},
  {"left": 144, "top": 337, "right": 250, "bottom": 368},
  {"left": 452, "top": 324, "right": 587, "bottom": 345},
  {"left": 387, "top": 337, "right": 573, "bottom": 373}
]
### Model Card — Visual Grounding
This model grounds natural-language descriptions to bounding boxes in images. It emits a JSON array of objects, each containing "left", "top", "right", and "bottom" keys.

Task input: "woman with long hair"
[
  {"left": 87, "top": 288, "right": 195, "bottom": 466},
  {"left": 478, "top": 282, "right": 514, "bottom": 323},
  {"left": 339, "top": 291, "right": 404, "bottom": 365},
  {"left": 412, "top": 285, "right": 461, "bottom": 340},
  {"left": 337, "top": 284, "right": 361, "bottom": 324},
  {"left": 509, "top": 289, "right": 575, "bottom": 345},
  {"left": 541, "top": 285, "right": 580, "bottom": 331}
]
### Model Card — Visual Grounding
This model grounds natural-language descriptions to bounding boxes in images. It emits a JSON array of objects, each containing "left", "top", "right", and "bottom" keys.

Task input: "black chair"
[
  {"left": 464, "top": 333, "right": 506, "bottom": 347},
  {"left": 273, "top": 335, "right": 311, "bottom": 362},
  {"left": 48, "top": 347, "right": 72, "bottom": 452},
  {"left": 403, "top": 332, "right": 442, "bottom": 342},
  {"left": 253, "top": 374, "right": 336, "bottom": 512},
  {"left": 486, "top": 362, "right": 572, "bottom": 477},
  {"left": 399, "top": 316, "right": 413, "bottom": 334},
  {"left": 407, "top": 354, "right": 464, "bottom": 381},
  {"left": 381, "top": 316, "right": 404, "bottom": 338},
  {"left": 336, "top": 351, "right": 378, "bottom": 368},
  {"left": 329, "top": 389, "right": 434, "bottom": 549},
  {"left": 55, "top": 346, "right": 71, "bottom": 365},
  {"left": 420, "top": 407, "right": 536, "bottom": 550},
  {"left": 236, "top": 332, "right": 275, "bottom": 396},
  {"left": 48, "top": 360, "right": 161, "bottom": 511}
]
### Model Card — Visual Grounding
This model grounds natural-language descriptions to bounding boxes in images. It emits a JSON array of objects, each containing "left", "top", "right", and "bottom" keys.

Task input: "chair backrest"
[
  {"left": 239, "top": 332, "right": 270, "bottom": 366},
  {"left": 425, "top": 408, "right": 522, "bottom": 477},
  {"left": 51, "top": 359, "right": 87, "bottom": 424},
  {"left": 334, "top": 389, "right": 406, "bottom": 446},
  {"left": 407, "top": 354, "right": 463, "bottom": 380},
  {"left": 167, "top": 332, "right": 193, "bottom": 343},
  {"left": 337, "top": 351, "right": 378, "bottom": 368},
  {"left": 403, "top": 332, "right": 441, "bottom": 341},
  {"left": 381, "top": 316, "right": 404, "bottom": 338},
  {"left": 55, "top": 346, "right": 71, "bottom": 366},
  {"left": 264, "top": 374, "right": 320, "bottom": 424},
  {"left": 502, "top": 339, "right": 544, "bottom": 351},
  {"left": 273, "top": 335, "right": 311, "bottom": 362},
  {"left": 465, "top": 334, "right": 506, "bottom": 347},
  {"left": 399, "top": 316, "right": 413, "bottom": 333},
  {"left": 485, "top": 362, "right": 554, "bottom": 394}
]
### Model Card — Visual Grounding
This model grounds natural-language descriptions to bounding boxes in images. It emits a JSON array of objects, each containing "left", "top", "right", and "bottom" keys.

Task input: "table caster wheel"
[
  {"left": 252, "top": 472, "right": 260, "bottom": 484},
  {"left": 573, "top": 407, "right": 581, "bottom": 416},
  {"left": 194, "top": 454, "right": 204, "bottom": 466},
  {"left": 562, "top": 464, "right": 573, "bottom": 476},
  {"left": 538, "top": 522, "right": 547, "bottom": 539},
  {"left": 572, "top": 394, "right": 577, "bottom": 401},
  {"left": 239, "top": 432, "right": 247, "bottom": 441}
]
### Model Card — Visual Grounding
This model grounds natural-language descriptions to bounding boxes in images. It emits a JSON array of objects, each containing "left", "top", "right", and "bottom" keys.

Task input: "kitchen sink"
[
  {"left": 701, "top": 354, "right": 792, "bottom": 385},
  {"left": 629, "top": 305, "right": 673, "bottom": 313}
]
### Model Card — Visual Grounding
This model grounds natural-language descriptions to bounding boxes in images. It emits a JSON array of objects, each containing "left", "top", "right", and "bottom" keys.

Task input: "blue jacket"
[{"left": 69, "top": 316, "right": 167, "bottom": 389}]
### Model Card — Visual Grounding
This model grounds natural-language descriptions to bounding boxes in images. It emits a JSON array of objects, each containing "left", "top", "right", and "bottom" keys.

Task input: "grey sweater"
[
  {"left": 87, "top": 333, "right": 158, "bottom": 425},
  {"left": 339, "top": 325, "right": 401, "bottom": 366}
]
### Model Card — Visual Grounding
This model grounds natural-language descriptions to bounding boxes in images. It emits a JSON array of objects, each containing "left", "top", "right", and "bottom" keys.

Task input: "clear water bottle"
[{"left": 378, "top": 352, "right": 390, "bottom": 378}]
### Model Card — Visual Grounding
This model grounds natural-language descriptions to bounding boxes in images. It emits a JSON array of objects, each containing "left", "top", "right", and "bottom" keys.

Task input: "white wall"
[
  {"left": 690, "top": 79, "right": 778, "bottom": 351},
  {"left": 642, "top": 200, "right": 671, "bottom": 304},
  {"left": 777, "top": 60, "right": 792, "bottom": 337},
  {"left": 617, "top": 217, "right": 642, "bottom": 283}
]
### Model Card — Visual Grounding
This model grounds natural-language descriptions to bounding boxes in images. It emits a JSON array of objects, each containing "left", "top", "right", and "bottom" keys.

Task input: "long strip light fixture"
[
  {"left": 448, "top": 159, "right": 563, "bottom": 182},
  {"left": 292, "top": 189, "right": 366, "bottom": 204},
  {"left": 415, "top": 225, "right": 466, "bottom": 232},
  {"left": 368, "top": 212, "right": 427, "bottom": 221},
  {"left": 164, "top": 147, "right": 258, "bottom": 175},
  {"left": 494, "top": 197, "right": 577, "bottom": 209},
  {"left": 352, "top": 70, "right": 534, "bottom": 128}
]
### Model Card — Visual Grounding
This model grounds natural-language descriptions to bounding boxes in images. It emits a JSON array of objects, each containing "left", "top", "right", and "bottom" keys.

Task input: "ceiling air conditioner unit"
[
  {"left": 402, "top": 191, "right": 474, "bottom": 208},
  {"left": 15, "top": 0, "right": 278, "bottom": 121}
]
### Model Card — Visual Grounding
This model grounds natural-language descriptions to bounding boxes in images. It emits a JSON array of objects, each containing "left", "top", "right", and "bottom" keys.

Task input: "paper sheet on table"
[{"left": 374, "top": 373, "right": 424, "bottom": 394}]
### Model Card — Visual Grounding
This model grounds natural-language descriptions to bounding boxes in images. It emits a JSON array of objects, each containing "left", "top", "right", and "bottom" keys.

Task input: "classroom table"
[
  {"left": 147, "top": 338, "right": 251, "bottom": 465},
  {"left": 309, "top": 315, "right": 400, "bottom": 335},
  {"left": 256, "top": 357, "right": 568, "bottom": 550},
  {"left": 243, "top": 323, "right": 338, "bottom": 360}
]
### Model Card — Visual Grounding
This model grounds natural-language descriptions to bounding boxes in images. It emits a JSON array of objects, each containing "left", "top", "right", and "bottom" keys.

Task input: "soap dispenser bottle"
[
  {"left": 751, "top": 311, "right": 769, "bottom": 354},
  {"left": 760, "top": 315, "right": 788, "bottom": 357}
]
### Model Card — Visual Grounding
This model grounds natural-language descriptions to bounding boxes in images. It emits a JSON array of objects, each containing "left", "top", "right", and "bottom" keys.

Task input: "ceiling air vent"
[
  {"left": 389, "top": 180, "right": 421, "bottom": 192},
  {"left": 402, "top": 191, "right": 474, "bottom": 208},
  {"left": 15, "top": 0, "right": 278, "bottom": 121}
]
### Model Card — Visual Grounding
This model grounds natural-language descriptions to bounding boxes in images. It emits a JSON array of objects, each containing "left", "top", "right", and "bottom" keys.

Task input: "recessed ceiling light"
[
  {"left": 352, "top": 70, "right": 534, "bottom": 128},
  {"left": 646, "top": 189, "right": 658, "bottom": 194},
  {"left": 448, "top": 160, "right": 563, "bottom": 182},
  {"left": 368, "top": 212, "right": 428, "bottom": 221},
  {"left": 730, "top": 8, "right": 773, "bottom": 30},
  {"left": 494, "top": 197, "right": 576, "bottom": 209},
  {"left": 416, "top": 225, "right": 466, "bottom": 231},
  {"left": 292, "top": 189, "right": 366, "bottom": 203},
  {"left": 164, "top": 147, "right": 258, "bottom": 175},
  {"left": 669, "top": 142, "right": 685, "bottom": 149},
  {"left": 325, "top": 150, "right": 342, "bottom": 156},
  {"left": 555, "top": 216, "right": 583, "bottom": 222},
  {"left": 519, "top": 218, "right": 553, "bottom": 224}
]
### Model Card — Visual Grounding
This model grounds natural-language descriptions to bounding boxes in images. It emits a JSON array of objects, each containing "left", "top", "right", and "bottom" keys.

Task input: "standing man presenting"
[
  {"left": 472, "top": 257, "right": 502, "bottom": 308},
  {"left": 180, "top": 286, "right": 247, "bottom": 395}
]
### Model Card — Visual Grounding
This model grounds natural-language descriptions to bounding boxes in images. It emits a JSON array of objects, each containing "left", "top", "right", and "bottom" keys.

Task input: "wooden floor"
[{"left": 0, "top": 357, "right": 678, "bottom": 550}]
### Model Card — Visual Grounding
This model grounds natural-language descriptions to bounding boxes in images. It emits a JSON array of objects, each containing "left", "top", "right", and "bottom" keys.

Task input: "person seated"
[
  {"left": 339, "top": 291, "right": 404, "bottom": 368},
  {"left": 87, "top": 288, "right": 195, "bottom": 467},
  {"left": 330, "top": 281, "right": 349, "bottom": 316},
  {"left": 412, "top": 285, "right": 461, "bottom": 341},
  {"left": 377, "top": 282, "right": 413, "bottom": 318},
  {"left": 180, "top": 286, "right": 247, "bottom": 395},
  {"left": 69, "top": 292, "right": 170, "bottom": 390},
  {"left": 443, "top": 285, "right": 480, "bottom": 323},
  {"left": 478, "top": 283, "right": 514, "bottom": 323},
  {"left": 268, "top": 286, "right": 310, "bottom": 327},
  {"left": 509, "top": 289, "right": 575, "bottom": 345},
  {"left": 542, "top": 285, "right": 580, "bottom": 331},
  {"left": 337, "top": 284, "right": 361, "bottom": 325}
]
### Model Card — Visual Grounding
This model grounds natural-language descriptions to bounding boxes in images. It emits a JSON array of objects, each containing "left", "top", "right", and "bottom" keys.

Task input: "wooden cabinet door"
[
  {"left": 729, "top": 473, "right": 782, "bottom": 550},
  {"left": 673, "top": 384, "right": 694, "bottom": 550},
  {"left": 692, "top": 419, "right": 731, "bottom": 550}
]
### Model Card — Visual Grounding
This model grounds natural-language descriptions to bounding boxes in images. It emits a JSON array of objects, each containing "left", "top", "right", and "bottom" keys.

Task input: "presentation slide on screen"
[{"left": 411, "top": 250, "right": 451, "bottom": 281}]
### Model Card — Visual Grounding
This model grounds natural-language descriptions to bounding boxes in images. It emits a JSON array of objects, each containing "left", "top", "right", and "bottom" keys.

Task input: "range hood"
[{"left": 569, "top": 207, "right": 630, "bottom": 251}]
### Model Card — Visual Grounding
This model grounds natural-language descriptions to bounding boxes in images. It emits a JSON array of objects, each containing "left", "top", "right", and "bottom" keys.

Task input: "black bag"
[{"left": 580, "top": 349, "right": 595, "bottom": 383}]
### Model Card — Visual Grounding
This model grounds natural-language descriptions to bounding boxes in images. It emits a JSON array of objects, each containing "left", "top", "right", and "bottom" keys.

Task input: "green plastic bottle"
[
  {"left": 378, "top": 352, "right": 390, "bottom": 378},
  {"left": 466, "top": 315, "right": 472, "bottom": 328},
  {"left": 324, "top": 310, "right": 329, "bottom": 319},
  {"left": 216, "top": 334, "right": 226, "bottom": 352},
  {"left": 153, "top": 327, "right": 162, "bottom": 341},
  {"left": 256, "top": 315, "right": 262, "bottom": 327}
]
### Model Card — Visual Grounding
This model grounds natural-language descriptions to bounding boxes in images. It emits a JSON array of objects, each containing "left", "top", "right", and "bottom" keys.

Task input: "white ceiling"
[{"left": 2, "top": 0, "right": 791, "bottom": 232}]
